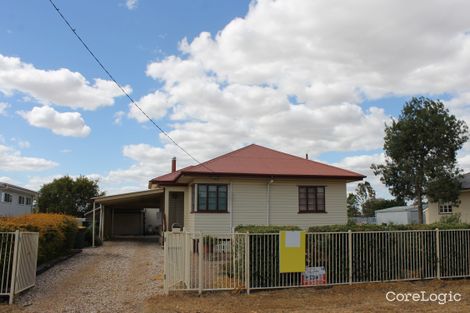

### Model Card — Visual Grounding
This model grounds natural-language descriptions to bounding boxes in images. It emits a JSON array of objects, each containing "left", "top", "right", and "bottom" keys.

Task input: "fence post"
[
  {"left": 198, "top": 233, "right": 203, "bottom": 294},
  {"left": 9, "top": 230, "right": 20, "bottom": 304},
  {"left": 245, "top": 232, "right": 250, "bottom": 294},
  {"left": 163, "top": 232, "right": 169, "bottom": 295},
  {"left": 348, "top": 230, "right": 352, "bottom": 285},
  {"left": 436, "top": 228, "right": 440, "bottom": 280}
]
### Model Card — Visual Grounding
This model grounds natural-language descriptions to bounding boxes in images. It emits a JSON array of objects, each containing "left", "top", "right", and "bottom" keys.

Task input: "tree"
[
  {"left": 347, "top": 193, "right": 360, "bottom": 217},
  {"left": 38, "top": 176, "right": 102, "bottom": 216},
  {"left": 362, "top": 198, "right": 406, "bottom": 217},
  {"left": 372, "top": 97, "right": 468, "bottom": 224},
  {"left": 355, "top": 181, "right": 376, "bottom": 210}
]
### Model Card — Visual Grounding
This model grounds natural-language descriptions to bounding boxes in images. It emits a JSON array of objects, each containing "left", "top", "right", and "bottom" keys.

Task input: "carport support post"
[{"left": 92, "top": 201, "right": 96, "bottom": 248}]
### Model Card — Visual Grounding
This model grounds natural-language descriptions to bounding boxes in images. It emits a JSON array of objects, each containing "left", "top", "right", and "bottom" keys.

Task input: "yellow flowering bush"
[{"left": 0, "top": 214, "right": 79, "bottom": 264}]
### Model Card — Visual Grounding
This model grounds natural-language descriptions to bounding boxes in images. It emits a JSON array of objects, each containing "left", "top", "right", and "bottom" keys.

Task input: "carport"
[{"left": 89, "top": 188, "right": 164, "bottom": 245}]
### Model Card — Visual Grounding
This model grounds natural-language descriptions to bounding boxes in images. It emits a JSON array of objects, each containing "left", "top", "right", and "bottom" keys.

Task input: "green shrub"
[
  {"left": 232, "top": 222, "right": 470, "bottom": 287},
  {"left": 307, "top": 221, "right": 470, "bottom": 233},
  {"left": 84, "top": 226, "right": 102, "bottom": 247},
  {"left": 0, "top": 213, "right": 79, "bottom": 264},
  {"left": 233, "top": 225, "right": 302, "bottom": 288}
]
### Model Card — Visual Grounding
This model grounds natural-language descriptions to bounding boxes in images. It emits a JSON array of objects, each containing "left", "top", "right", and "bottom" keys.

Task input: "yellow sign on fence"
[{"left": 279, "top": 231, "right": 306, "bottom": 273}]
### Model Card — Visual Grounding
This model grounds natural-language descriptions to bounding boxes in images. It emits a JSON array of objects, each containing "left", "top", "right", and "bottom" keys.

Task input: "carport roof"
[{"left": 92, "top": 188, "right": 164, "bottom": 209}]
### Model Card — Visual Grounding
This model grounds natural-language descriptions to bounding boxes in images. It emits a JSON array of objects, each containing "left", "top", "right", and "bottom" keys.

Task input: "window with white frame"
[
  {"left": 19, "top": 195, "right": 25, "bottom": 205},
  {"left": 26, "top": 197, "right": 32, "bottom": 205},
  {"left": 3, "top": 193, "right": 13, "bottom": 203},
  {"left": 439, "top": 202, "right": 453, "bottom": 214}
]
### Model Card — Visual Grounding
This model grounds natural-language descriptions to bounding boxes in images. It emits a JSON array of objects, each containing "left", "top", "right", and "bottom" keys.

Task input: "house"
[
  {"left": 375, "top": 206, "right": 419, "bottom": 225},
  {"left": 92, "top": 144, "right": 365, "bottom": 239},
  {"left": 0, "top": 182, "right": 37, "bottom": 217},
  {"left": 426, "top": 172, "right": 470, "bottom": 224}
]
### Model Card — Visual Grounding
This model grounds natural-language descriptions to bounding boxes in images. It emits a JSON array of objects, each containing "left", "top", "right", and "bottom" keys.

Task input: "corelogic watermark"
[{"left": 386, "top": 291, "right": 462, "bottom": 305}]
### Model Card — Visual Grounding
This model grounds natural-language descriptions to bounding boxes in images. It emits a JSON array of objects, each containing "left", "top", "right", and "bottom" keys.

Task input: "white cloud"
[
  {"left": 0, "top": 102, "right": 10, "bottom": 115},
  {"left": 0, "top": 144, "right": 57, "bottom": 172},
  {"left": 116, "top": 0, "right": 470, "bottom": 196},
  {"left": 130, "top": 0, "right": 470, "bottom": 161},
  {"left": 113, "top": 111, "right": 126, "bottom": 125},
  {"left": 103, "top": 143, "right": 193, "bottom": 186},
  {"left": 18, "top": 140, "right": 30, "bottom": 149},
  {"left": 0, "top": 176, "right": 15, "bottom": 184},
  {"left": 0, "top": 54, "right": 131, "bottom": 110},
  {"left": 128, "top": 91, "right": 171, "bottom": 122},
  {"left": 18, "top": 106, "right": 91, "bottom": 137},
  {"left": 333, "top": 153, "right": 391, "bottom": 198},
  {"left": 126, "top": 0, "right": 138, "bottom": 10}
]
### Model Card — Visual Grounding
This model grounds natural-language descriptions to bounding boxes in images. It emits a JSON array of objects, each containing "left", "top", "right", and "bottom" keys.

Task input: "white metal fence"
[
  {"left": 0, "top": 231, "right": 39, "bottom": 304},
  {"left": 164, "top": 229, "right": 470, "bottom": 294}
]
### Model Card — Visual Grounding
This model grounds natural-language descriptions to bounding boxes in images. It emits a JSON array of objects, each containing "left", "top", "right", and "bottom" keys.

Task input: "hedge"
[
  {"left": 0, "top": 214, "right": 79, "bottom": 264},
  {"left": 235, "top": 225, "right": 301, "bottom": 233},
  {"left": 307, "top": 222, "right": 470, "bottom": 233},
  {"left": 231, "top": 222, "right": 470, "bottom": 287}
]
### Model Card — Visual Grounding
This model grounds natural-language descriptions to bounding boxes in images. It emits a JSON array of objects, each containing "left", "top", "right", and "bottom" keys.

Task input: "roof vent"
[{"left": 305, "top": 153, "right": 309, "bottom": 160}]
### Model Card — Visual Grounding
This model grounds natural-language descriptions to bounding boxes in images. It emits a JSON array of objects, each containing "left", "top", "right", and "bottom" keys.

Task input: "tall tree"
[
  {"left": 372, "top": 97, "right": 468, "bottom": 223},
  {"left": 38, "top": 176, "right": 102, "bottom": 216},
  {"left": 355, "top": 181, "right": 376, "bottom": 211},
  {"left": 347, "top": 193, "right": 360, "bottom": 217}
]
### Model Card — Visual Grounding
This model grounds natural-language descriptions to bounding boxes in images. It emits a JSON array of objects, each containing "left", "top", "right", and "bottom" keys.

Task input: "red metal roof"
[{"left": 150, "top": 144, "right": 365, "bottom": 183}]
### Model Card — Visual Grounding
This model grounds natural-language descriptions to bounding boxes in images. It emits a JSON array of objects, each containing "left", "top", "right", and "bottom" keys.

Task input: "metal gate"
[{"left": 0, "top": 231, "right": 39, "bottom": 304}]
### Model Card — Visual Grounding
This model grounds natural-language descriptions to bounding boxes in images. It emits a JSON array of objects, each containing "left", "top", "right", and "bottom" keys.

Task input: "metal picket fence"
[
  {"left": 164, "top": 229, "right": 470, "bottom": 294},
  {"left": 0, "top": 231, "right": 39, "bottom": 304}
]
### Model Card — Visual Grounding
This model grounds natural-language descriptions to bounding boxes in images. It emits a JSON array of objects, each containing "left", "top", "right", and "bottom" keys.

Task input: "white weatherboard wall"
[
  {"left": 184, "top": 177, "right": 349, "bottom": 234},
  {"left": 0, "top": 191, "right": 34, "bottom": 217},
  {"left": 426, "top": 190, "right": 470, "bottom": 224}
]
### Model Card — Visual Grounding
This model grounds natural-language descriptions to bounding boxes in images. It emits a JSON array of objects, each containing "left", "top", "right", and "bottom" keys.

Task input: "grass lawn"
[{"left": 145, "top": 279, "right": 470, "bottom": 313}]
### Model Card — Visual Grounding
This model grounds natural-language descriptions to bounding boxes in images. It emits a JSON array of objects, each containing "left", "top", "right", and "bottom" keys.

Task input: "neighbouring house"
[
  {"left": 426, "top": 172, "right": 470, "bottom": 224},
  {"left": 0, "top": 182, "right": 37, "bottom": 217},
  {"left": 91, "top": 144, "right": 365, "bottom": 239},
  {"left": 375, "top": 206, "right": 420, "bottom": 225}
]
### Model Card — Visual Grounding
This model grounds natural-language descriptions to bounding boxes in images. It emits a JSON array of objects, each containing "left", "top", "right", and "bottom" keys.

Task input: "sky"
[{"left": 1, "top": 0, "right": 469, "bottom": 197}]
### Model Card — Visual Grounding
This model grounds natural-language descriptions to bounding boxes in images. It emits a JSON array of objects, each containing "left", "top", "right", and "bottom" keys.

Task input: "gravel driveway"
[{"left": 14, "top": 240, "right": 163, "bottom": 313}]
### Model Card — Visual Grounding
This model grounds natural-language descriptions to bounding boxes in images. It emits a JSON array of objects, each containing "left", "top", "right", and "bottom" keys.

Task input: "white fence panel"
[
  {"left": 0, "top": 232, "right": 16, "bottom": 296},
  {"left": 164, "top": 229, "right": 470, "bottom": 294},
  {"left": 15, "top": 232, "right": 39, "bottom": 293},
  {"left": 0, "top": 231, "right": 39, "bottom": 304}
]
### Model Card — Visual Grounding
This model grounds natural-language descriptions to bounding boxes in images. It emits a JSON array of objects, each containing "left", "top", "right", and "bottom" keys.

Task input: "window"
[
  {"left": 196, "top": 184, "right": 228, "bottom": 212},
  {"left": 2, "top": 193, "right": 13, "bottom": 203},
  {"left": 298, "top": 186, "right": 325, "bottom": 213},
  {"left": 439, "top": 202, "right": 452, "bottom": 214},
  {"left": 26, "top": 197, "right": 32, "bottom": 205},
  {"left": 19, "top": 196, "right": 25, "bottom": 205}
]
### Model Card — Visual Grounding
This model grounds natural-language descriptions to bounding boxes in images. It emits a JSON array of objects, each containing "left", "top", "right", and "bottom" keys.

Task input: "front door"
[{"left": 168, "top": 192, "right": 184, "bottom": 230}]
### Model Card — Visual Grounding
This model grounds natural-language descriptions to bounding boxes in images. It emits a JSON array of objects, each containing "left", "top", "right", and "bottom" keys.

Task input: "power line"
[{"left": 47, "top": 0, "right": 213, "bottom": 172}]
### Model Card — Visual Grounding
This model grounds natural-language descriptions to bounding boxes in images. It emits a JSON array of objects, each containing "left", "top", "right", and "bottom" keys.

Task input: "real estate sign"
[{"left": 279, "top": 231, "right": 306, "bottom": 273}]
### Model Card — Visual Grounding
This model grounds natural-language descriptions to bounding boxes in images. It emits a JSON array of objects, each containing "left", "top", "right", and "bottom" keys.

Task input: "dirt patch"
[{"left": 145, "top": 279, "right": 470, "bottom": 313}]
